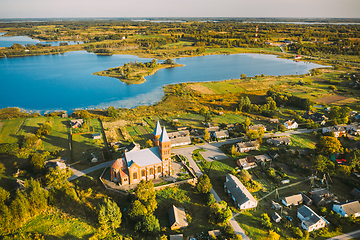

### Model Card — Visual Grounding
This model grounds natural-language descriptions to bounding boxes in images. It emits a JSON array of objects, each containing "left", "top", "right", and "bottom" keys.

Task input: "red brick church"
[{"left": 110, "top": 121, "right": 172, "bottom": 185}]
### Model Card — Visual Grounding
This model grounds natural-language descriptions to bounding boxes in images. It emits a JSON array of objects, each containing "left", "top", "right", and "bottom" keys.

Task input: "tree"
[
  {"left": 196, "top": 174, "right": 212, "bottom": 194},
  {"left": 244, "top": 117, "right": 252, "bottom": 128},
  {"left": 203, "top": 128, "right": 210, "bottom": 141},
  {"left": 107, "top": 106, "right": 118, "bottom": 118},
  {"left": 207, "top": 193, "right": 216, "bottom": 206},
  {"left": 329, "top": 106, "right": 351, "bottom": 124},
  {"left": 25, "top": 178, "right": 48, "bottom": 214},
  {"left": 135, "top": 214, "right": 160, "bottom": 234},
  {"left": 145, "top": 139, "right": 153, "bottom": 148},
  {"left": 0, "top": 187, "right": 10, "bottom": 204},
  {"left": 98, "top": 198, "right": 122, "bottom": 231},
  {"left": 10, "top": 190, "right": 29, "bottom": 223},
  {"left": 316, "top": 136, "right": 343, "bottom": 156},
  {"left": 261, "top": 213, "right": 272, "bottom": 228},
  {"left": 128, "top": 200, "right": 148, "bottom": 220},
  {"left": 314, "top": 155, "right": 334, "bottom": 173},
  {"left": 230, "top": 145, "right": 237, "bottom": 156},
  {"left": 164, "top": 58, "right": 175, "bottom": 65},
  {"left": 78, "top": 110, "right": 90, "bottom": 119},
  {"left": 45, "top": 167, "right": 73, "bottom": 190},
  {"left": 246, "top": 129, "right": 259, "bottom": 139},
  {"left": 240, "top": 73, "right": 247, "bottom": 79},
  {"left": 134, "top": 180, "right": 157, "bottom": 213},
  {"left": 268, "top": 230, "right": 280, "bottom": 240},
  {"left": 279, "top": 124, "right": 287, "bottom": 132},
  {"left": 30, "top": 153, "right": 45, "bottom": 174},
  {"left": 239, "top": 170, "right": 251, "bottom": 182}
]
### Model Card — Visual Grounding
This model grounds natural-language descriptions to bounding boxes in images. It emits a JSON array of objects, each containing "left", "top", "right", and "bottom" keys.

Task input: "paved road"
[
  {"left": 68, "top": 160, "right": 114, "bottom": 181},
  {"left": 327, "top": 229, "right": 360, "bottom": 240}
]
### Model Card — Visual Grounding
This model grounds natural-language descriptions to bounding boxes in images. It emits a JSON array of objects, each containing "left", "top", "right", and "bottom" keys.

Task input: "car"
[{"left": 285, "top": 216, "right": 292, "bottom": 221}]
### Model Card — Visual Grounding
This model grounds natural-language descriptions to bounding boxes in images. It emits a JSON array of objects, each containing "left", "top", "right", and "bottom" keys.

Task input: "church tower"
[
  {"left": 152, "top": 121, "right": 162, "bottom": 147},
  {"left": 159, "top": 127, "right": 171, "bottom": 161}
]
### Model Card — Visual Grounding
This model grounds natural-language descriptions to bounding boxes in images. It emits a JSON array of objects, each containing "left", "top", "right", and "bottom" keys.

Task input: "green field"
[
  {"left": 0, "top": 118, "right": 25, "bottom": 144},
  {"left": 200, "top": 81, "right": 245, "bottom": 94},
  {"left": 18, "top": 211, "right": 96, "bottom": 239},
  {"left": 71, "top": 118, "right": 105, "bottom": 163}
]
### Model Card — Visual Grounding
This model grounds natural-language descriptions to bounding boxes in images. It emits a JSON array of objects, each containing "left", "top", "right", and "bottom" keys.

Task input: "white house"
[
  {"left": 297, "top": 205, "right": 327, "bottom": 232},
  {"left": 284, "top": 120, "right": 298, "bottom": 130},
  {"left": 214, "top": 130, "right": 229, "bottom": 139},
  {"left": 224, "top": 174, "right": 258, "bottom": 210},
  {"left": 332, "top": 201, "right": 360, "bottom": 218}
]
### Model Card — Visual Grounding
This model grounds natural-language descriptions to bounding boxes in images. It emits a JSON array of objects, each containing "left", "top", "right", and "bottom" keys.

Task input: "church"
[{"left": 110, "top": 121, "right": 172, "bottom": 185}]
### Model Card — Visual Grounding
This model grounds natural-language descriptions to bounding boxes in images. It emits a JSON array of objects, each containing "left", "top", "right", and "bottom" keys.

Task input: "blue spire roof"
[
  {"left": 159, "top": 127, "right": 170, "bottom": 143},
  {"left": 153, "top": 120, "right": 162, "bottom": 136}
]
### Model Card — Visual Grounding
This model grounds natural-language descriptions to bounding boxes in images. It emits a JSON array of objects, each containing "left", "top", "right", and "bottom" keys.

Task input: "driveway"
[
  {"left": 68, "top": 160, "right": 114, "bottom": 181},
  {"left": 327, "top": 229, "right": 360, "bottom": 240}
]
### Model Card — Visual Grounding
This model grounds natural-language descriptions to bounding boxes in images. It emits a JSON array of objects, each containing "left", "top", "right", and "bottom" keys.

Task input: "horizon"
[{"left": 1, "top": 0, "right": 359, "bottom": 19}]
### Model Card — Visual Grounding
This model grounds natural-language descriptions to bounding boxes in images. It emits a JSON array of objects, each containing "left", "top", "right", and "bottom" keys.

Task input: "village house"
[
  {"left": 168, "top": 130, "right": 191, "bottom": 147},
  {"left": 110, "top": 121, "right": 171, "bottom": 185},
  {"left": 267, "top": 137, "right": 291, "bottom": 146},
  {"left": 92, "top": 133, "right": 101, "bottom": 139},
  {"left": 346, "top": 123, "right": 360, "bottom": 135},
  {"left": 236, "top": 140, "right": 260, "bottom": 153},
  {"left": 272, "top": 212, "right": 282, "bottom": 223},
  {"left": 254, "top": 154, "right": 272, "bottom": 164},
  {"left": 213, "top": 130, "right": 229, "bottom": 139},
  {"left": 332, "top": 201, "right": 360, "bottom": 218},
  {"left": 44, "top": 159, "right": 66, "bottom": 170},
  {"left": 169, "top": 235, "right": 183, "bottom": 240},
  {"left": 282, "top": 193, "right": 304, "bottom": 207},
  {"left": 297, "top": 205, "right": 328, "bottom": 232},
  {"left": 322, "top": 125, "right": 346, "bottom": 138},
  {"left": 224, "top": 174, "right": 258, "bottom": 210},
  {"left": 70, "top": 119, "right": 83, "bottom": 128},
  {"left": 237, "top": 155, "right": 257, "bottom": 170},
  {"left": 302, "top": 111, "right": 328, "bottom": 125},
  {"left": 284, "top": 120, "right": 298, "bottom": 130},
  {"left": 125, "top": 142, "right": 140, "bottom": 152},
  {"left": 168, "top": 205, "right": 189, "bottom": 230},
  {"left": 248, "top": 124, "right": 267, "bottom": 132},
  {"left": 269, "top": 118, "right": 279, "bottom": 124},
  {"left": 309, "top": 188, "right": 334, "bottom": 206}
]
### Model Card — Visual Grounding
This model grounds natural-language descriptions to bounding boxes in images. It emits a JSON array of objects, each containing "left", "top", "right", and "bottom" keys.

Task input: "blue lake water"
[
  {"left": 0, "top": 51, "right": 326, "bottom": 113},
  {"left": 0, "top": 32, "right": 83, "bottom": 47}
]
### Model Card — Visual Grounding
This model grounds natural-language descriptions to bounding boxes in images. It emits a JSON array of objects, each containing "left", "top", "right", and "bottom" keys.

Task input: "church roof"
[
  {"left": 125, "top": 147, "right": 162, "bottom": 167},
  {"left": 153, "top": 121, "right": 162, "bottom": 136},
  {"left": 159, "top": 127, "right": 170, "bottom": 143}
]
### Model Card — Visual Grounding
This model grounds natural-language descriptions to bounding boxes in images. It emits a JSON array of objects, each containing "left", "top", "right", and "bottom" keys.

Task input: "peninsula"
[{"left": 93, "top": 59, "right": 184, "bottom": 84}]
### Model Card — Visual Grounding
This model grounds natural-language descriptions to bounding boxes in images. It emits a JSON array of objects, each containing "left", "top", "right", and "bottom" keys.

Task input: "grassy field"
[
  {"left": 18, "top": 210, "right": 96, "bottom": 239},
  {"left": 71, "top": 118, "right": 105, "bottom": 163},
  {"left": 0, "top": 118, "right": 25, "bottom": 144}
]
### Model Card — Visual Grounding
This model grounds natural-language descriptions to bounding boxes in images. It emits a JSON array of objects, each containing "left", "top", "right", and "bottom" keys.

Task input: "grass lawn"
[
  {"left": 71, "top": 119, "right": 105, "bottom": 163},
  {"left": 18, "top": 210, "right": 96, "bottom": 239},
  {"left": 0, "top": 118, "right": 25, "bottom": 144},
  {"left": 289, "top": 133, "right": 317, "bottom": 149},
  {"left": 199, "top": 81, "right": 245, "bottom": 94},
  {"left": 212, "top": 113, "right": 247, "bottom": 125},
  {"left": 167, "top": 113, "right": 205, "bottom": 129}
]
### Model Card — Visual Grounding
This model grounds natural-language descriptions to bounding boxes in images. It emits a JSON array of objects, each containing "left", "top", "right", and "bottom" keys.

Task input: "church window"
[
  {"left": 133, "top": 172, "right": 137, "bottom": 180},
  {"left": 150, "top": 168, "right": 153, "bottom": 175},
  {"left": 141, "top": 170, "right": 145, "bottom": 177},
  {"left": 158, "top": 166, "right": 161, "bottom": 173}
]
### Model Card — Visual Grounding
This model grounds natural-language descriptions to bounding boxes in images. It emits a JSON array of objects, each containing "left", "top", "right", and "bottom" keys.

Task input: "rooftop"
[
  {"left": 225, "top": 174, "right": 257, "bottom": 206},
  {"left": 125, "top": 147, "right": 162, "bottom": 167}
]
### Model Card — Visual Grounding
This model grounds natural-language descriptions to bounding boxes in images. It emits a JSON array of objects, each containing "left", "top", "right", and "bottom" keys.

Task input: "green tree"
[
  {"left": 164, "top": 58, "right": 175, "bottom": 65},
  {"left": 203, "top": 128, "right": 210, "bottom": 141},
  {"left": 128, "top": 200, "right": 148, "bottom": 220},
  {"left": 207, "top": 193, "right": 216, "bottom": 206},
  {"left": 230, "top": 145, "right": 237, "bottom": 156},
  {"left": 78, "top": 110, "right": 90, "bottom": 119},
  {"left": 107, "top": 106, "right": 118, "bottom": 118},
  {"left": 139, "top": 214, "right": 160, "bottom": 234},
  {"left": 25, "top": 179, "right": 48, "bottom": 214},
  {"left": 10, "top": 190, "right": 30, "bottom": 223},
  {"left": 279, "top": 124, "right": 287, "bottom": 132},
  {"left": 314, "top": 155, "right": 334, "bottom": 173},
  {"left": 260, "top": 213, "right": 272, "bottom": 228},
  {"left": 98, "top": 198, "right": 122, "bottom": 231},
  {"left": 240, "top": 73, "right": 247, "bottom": 79},
  {"left": 244, "top": 117, "right": 252, "bottom": 128},
  {"left": 0, "top": 187, "right": 10, "bottom": 204},
  {"left": 268, "top": 230, "right": 280, "bottom": 240},
  {"left": 145, "top": 139, "right": 153, "bottom": 148},
  {"left": 239, "top": 170, "right": 251, "bottom": 182},
  {"left": 30, "top": 153, "right": 45, "bottom": 174},
  {"left": 196, "top": 174, "right": 212, "bottom": 194},
  {"left": 134, "top": 180, "right": 157, "bottom": 213},
  {"left": 45, "top": 167, "right": 73, "bottom": 190},
  {"left": 246, "top": 129, "right": 259, "bottom": 139},
  {"left": 316, "top": 136, "right": 343, "bottom": 156}
]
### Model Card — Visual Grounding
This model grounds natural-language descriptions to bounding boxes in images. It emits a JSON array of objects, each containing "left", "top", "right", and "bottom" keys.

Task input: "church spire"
[
  {"left": 159, "top": 126, "right": 170, "bottom": 143},
  {"left": 153, "top": 120, "right": 162, "bottom": 136}
]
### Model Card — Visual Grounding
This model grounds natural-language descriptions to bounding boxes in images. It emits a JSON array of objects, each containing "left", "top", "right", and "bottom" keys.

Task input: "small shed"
[
  {"left": 168, "top": 205, "right": 188, "bottom": 230},
  {"left": 281, "top": 179, "right": 290, "bottom": 184},
  {"left": 92, "top": 133, "right": 101, "bottom": 140},
  {"left": 89, "top": 153, "right": 98, "bottom": 163},
  {"left": 169, "top": 234, "right": 183, "bottom": 240},
  {"left": 272, "top": 201, "right": 282, "bottom": 210},
  {"left": 272, "top": 212, "right": 282, "bottom": 223},
  {"left": 208, "top": 230, "right": 221, "bottom": 238}
]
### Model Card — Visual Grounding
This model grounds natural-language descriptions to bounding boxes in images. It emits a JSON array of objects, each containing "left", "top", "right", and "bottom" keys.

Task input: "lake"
[
  {"left": 0, "top": 51, "right": 326, "bottom": 113},
  {"left": 0, "top": 32, "right": 83, "bottom": 47}
]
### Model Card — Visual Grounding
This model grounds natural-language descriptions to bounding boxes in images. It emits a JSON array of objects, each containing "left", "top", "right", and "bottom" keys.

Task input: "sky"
[{"left": 0, "top": 0, "right": 359, "bottom": 19}]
